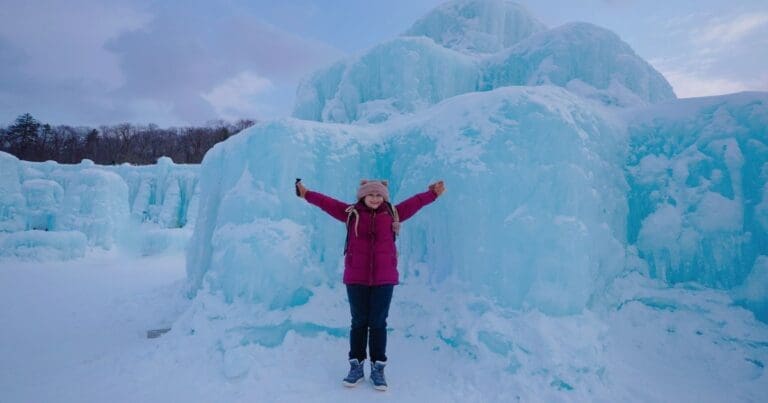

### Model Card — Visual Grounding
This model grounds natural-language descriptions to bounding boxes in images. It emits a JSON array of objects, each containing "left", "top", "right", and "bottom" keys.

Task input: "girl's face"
[{"left": 363, "top": 193, "right": 384, "bottom": 209}]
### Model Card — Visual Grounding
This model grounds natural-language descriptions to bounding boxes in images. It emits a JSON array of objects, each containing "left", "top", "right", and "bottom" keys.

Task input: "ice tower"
[
  {"left": 293, "top": 0, "right": 674, "bottom": 124},
  {"left": 188, "top": 0, "right": 689, "bottom": 317}
]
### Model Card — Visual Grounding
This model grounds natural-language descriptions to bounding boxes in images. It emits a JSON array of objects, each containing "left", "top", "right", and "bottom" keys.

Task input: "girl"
[{"left": 296, "top": 179, "right": 445, "bottom": 391}]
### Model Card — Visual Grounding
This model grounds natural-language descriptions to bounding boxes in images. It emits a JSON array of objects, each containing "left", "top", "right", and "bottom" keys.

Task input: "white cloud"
[
  {"left": 659, "top": 68, "right": 750, "bottom": 98},
  {"left": 104, "top": 2, "right": 345, "bottom": 124},
  {"left": 0, "top": 0, "right": 343, "bottom": 125},
  {"left": 696, "top": 12, "right": 768, "bottom": 45},
  {"left": 0, "top": 0, "right": 151, "bottom": 87},
  {"left": 202, "top": 71, "right": 275, "bottom": 120},
  {"left": 647, "top": 8, "right": 768, "bottom": 98}
]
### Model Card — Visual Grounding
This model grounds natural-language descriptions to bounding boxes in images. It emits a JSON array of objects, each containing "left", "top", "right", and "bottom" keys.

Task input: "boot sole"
[
  {"left": 372, "top": 381, "right": 388, "bottom": 391},
  {"left": 342, "top": 378, "right": 364, "bottom": 387}
]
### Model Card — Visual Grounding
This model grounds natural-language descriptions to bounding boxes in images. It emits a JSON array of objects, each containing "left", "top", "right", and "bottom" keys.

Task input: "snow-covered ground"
[
  {"left": 0, "top": 251, "right": 188, "bottom": 402},
  {"left": 1, "top": 250, "right": 766, "bottom": 402}
]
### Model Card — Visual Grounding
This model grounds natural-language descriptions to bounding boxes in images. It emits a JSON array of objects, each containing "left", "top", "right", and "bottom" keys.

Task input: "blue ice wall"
[
  {"left": 189, "top": 1, "right": 766, "bottom": 320},
  {"left": 626, "top": 93, "right": 768, "bottom": 288},
  {"left": 0, "top": 153, "right": 200, "bottom": 258},
  {"left": 625, "top": 93, "right": 768, "bottom": 321},
  {"left": 188, "top": 86, "right": 628, "bottom": 315},
  {"left": 193, "top": 91, "right": 768, "bottom": 321},
  {"left": 114, "top": 157, "right": 199, "bottom": 229}
]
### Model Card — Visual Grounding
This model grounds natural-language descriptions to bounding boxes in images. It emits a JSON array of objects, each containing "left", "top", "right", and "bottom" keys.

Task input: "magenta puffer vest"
[{"left": 305, "top": 190, "right": 437, "bottom": 285}]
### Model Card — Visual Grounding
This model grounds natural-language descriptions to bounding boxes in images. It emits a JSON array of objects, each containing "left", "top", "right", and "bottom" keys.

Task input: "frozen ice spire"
[{"left": 404, "top": 0, "right": 546, "bottom": 54}]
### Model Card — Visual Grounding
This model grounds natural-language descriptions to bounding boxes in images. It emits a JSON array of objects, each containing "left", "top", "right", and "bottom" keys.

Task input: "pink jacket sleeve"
[
  {"left": 305, "top": 190, "right": 349, "bottom": 222},
  {"left": 396, "top": 190, "right": 438, "bottom": 222}
]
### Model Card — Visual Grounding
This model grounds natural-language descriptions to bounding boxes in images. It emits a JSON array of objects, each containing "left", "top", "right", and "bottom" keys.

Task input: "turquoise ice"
[
  {"left": 184, "top": 0, "right": 767, "bottom": 322},
  {"left": 0, "top": 154, "right": 200, "bottom": 258},
  {"left": 0, "top": 0, "right": 765, "bottom": 322}
]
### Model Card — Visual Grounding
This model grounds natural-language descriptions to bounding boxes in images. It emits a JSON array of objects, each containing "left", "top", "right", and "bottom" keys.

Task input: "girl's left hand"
[{"left": 429, "top": 180, "right": 445, "bottom": 197}]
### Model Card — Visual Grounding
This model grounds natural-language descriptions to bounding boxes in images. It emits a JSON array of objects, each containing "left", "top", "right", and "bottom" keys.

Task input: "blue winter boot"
[
  {"left": 342, "top": 358, "right": 365, "bottom": 387},
  {"left": 370, "top": 361, "right": 388, "bottom": 391}
]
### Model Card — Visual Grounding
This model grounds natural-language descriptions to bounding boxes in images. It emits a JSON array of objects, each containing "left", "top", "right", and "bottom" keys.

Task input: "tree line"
[{"left": 0, "top": 113, "right": 255, "bottom": 165}]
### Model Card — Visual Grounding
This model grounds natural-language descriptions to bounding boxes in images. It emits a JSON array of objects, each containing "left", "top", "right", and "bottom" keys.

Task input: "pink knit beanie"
[{"left": 357, "top": 179, "right": 390, "bottom": 201}]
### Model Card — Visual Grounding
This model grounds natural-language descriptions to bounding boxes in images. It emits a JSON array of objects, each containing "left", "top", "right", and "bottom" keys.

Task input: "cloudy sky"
[{"left": 1, "top": 0, "right": 766, "bottom": 126}]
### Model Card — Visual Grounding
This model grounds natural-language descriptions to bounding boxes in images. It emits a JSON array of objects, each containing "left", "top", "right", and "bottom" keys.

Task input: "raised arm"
[
  {"left": 396, "top": 191, "right": 436, "bottom": 222},
  {"left": 304, "top": 190, "right": 349, "bottom": 222},
  {"left": 396, "top": 181, "right": 444, "bottom": 222}
]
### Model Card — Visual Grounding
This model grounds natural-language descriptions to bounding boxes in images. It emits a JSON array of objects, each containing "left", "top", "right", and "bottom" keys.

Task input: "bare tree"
[{"left": 2, "top": 114, "right": 256, "bottom": 165}]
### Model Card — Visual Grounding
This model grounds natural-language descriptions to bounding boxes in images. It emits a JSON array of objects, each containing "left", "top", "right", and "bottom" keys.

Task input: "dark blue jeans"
[{"left": 346, "top": 284, "right": 394, "bottom": 363}]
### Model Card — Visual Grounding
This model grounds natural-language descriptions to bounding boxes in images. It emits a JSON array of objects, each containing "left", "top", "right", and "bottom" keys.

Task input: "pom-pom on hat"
[{"left": 357, "top": 179, "right": 390, "bottom": 201}]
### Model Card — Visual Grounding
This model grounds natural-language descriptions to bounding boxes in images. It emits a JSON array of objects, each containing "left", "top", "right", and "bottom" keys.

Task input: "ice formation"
[
  {"left": 0, "top": 152, "right": 199, "bottom": 259},
  {"left": 404, "top": 0, "right": 546, "bottom": 54},
  {"left": 0, "top": 0, "right": 763, "bottom": 322},
  {"left": 190, "top": 86, "right": 629, "bottom": 315},
  {"left": 625, "top": 93, "right": 768, "bottom": 320},
  {"left": 481, "top": 22, "right": 676, "bottom": 105},
  {"left": 188, "top": 0, "right": 767, "bottom": 325},
  {"left": 293, "top": 1, "right": 674, "bottom": 124},
  {"left": 292, "top": 37, "right": 480, "bottom": 124},
  {"left": 193, "top": 89, "right": 768, "bottom": 321}
]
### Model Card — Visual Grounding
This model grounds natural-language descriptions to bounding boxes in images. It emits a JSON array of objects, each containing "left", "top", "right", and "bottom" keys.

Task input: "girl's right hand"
[{"left": 296, "top": 181, "right": 308, "bottom": 198}]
